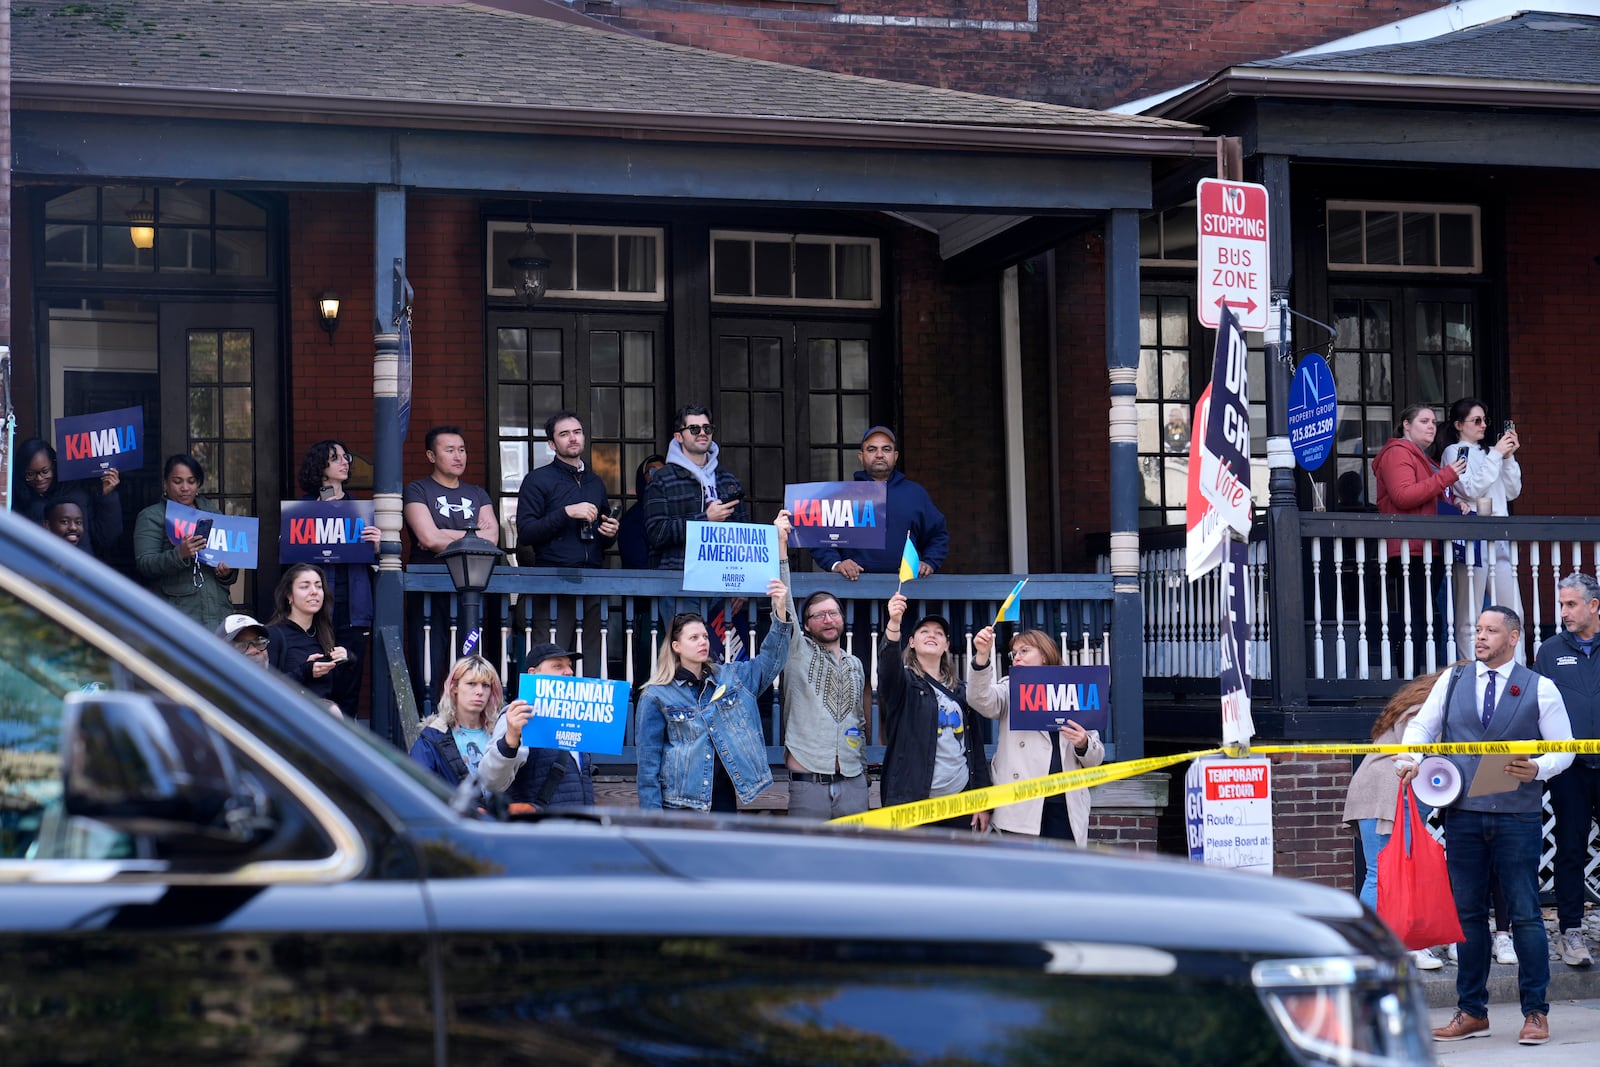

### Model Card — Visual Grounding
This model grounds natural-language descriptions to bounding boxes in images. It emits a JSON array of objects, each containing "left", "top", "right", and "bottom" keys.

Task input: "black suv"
[{"left": 0, "top": 510, "right": 1430, "bottom": 1065}]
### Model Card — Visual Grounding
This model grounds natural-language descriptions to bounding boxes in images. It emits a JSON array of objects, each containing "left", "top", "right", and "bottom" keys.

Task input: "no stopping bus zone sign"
[{"left": 1197, "top": 179, "right": 1270, "bottom": 332}]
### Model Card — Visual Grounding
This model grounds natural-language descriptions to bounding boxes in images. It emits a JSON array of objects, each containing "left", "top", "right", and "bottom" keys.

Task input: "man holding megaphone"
[{"left": 1396, "top": 606, "right": 1574, "bottom": 1047}]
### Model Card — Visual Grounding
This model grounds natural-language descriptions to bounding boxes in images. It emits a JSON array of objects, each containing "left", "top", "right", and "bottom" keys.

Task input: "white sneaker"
[
  {"left": 1411, "top": 948, "right": 1444, "bottom": 971},
  {"left": 1447, "top": 942, "right": 1458, "bottom": 964},
  {"left": 1493, "top": 931, "right": 1517, "bottom": 965}
]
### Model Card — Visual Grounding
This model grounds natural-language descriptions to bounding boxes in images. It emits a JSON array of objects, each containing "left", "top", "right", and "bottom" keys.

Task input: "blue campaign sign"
[
  {"left": 1287, "top": 353, "right": 1337, "bottom": 471},
  {"left": 1007, "top": 665, "right": 1109, "bottom": 734},
  {"left": 164, "top": 500, "right": 259, "bottom": 570},
  {"left": 279, "top": 499, "right": 377, "bottom": 564},
  {"left": 682, "top": 521, "right": 780, "bottom": 595},
  {"left": 517, "top": 674, "right": 630, "bottom": 755},
  {"left": 783, "top": 480, "right": 887, "bottom": 549},
  {"left": 55, "top": 405, "right": 145, "bottom": 481}
]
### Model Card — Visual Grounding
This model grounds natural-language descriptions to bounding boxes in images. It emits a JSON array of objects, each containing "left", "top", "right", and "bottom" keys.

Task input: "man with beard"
[
  {"left": 811, "top": 426, "right": 948, "bottom": 581},
  {"left": 516, "top": 411, "right": 618, "bottom": 659},
  {"left": 775, "top": 511, "right": 870, "bottom": 818}
]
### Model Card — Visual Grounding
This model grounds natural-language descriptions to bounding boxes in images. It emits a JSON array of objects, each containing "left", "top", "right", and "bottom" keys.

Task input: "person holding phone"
[
  {"left": 265, "top": 563, "right": 354, "bottom": 711},
  {"left": 1440, "top": 398, "right": 1524, "bottom": 662},
  {"left": 643, "top": 403, "right": 750, "bottom": 622},
  {"left": 134, "top": 454, "right": 237, "bottom": 631},
  {"left": 515, "top": 411, "right": 619, "bottom": 660},
  {"left": 297, "top": 440, "right": 381, "bottom": 717}
]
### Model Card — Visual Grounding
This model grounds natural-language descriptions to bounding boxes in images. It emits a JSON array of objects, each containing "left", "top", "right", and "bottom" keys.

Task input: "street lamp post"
[{"left": 438, "top": 534, "right": 502, "bottom": 657}]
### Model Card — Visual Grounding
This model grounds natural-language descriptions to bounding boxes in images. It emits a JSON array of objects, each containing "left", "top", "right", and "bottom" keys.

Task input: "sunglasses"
[
  {"left": 237, "top": 637, "right": 269, "bottom": 652},
  {"left": 680, "top": 423, "right": 714, "bottom": 437}
]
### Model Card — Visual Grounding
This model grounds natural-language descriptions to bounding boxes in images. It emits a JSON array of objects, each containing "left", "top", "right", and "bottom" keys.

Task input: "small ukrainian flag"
[
  {"left": 994, "top": 578, "right": 1028, "bottom": 626},
  {"left": 898, "top": 535, "right": 921, "bottom": 583}
]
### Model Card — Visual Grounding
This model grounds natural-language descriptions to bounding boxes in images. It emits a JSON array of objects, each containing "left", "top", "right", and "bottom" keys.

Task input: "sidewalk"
[
  {"left": 1416, "top": 909, "right": 1600, "bottom": 1009},
  {"left": 1430, "top": 1000, "right": 1600, "bottom": 1064}
]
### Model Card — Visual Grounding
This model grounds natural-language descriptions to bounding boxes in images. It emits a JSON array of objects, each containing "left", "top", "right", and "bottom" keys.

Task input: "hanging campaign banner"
[
  {"left": 1219, "top": 538, "right": 1255, "bottom": 748},
  {"left": 1288, "top": 352, "right": 1337, "bottom": 471},
  {"left": 55, "top": 405, "right": 144, "bottom": 481},
  {"left": 783, "top": 481, "right": 886, "bottom": 550},
  {"left": 1197, "top": 305, "right": 1252, "bottom": 537},
  {"left": 682, "top": 521, "right": 780, "bottom": 595},
  {"left": 279, "top": 499, "right": 377, "bottom": 564},
  {"left": 164, "top": 500, "right": 259, "bottom": 570},
  {"left": 1185, "top": 384, "right": 1226, "bottom": 581},
  {"left": 1007, "top": 665, "right": 1109, "bottom": 734},
  {"left": 515, "top": 674, "right": 630, "bottom": 754}
]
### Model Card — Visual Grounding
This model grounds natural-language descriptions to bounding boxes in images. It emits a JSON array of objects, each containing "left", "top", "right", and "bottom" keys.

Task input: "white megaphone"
[{"left": 1412, "top": 756, "right": 1462, "bottom": 808}]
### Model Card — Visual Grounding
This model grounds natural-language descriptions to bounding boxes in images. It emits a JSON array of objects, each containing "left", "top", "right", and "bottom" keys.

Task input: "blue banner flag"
[
  {"left": 783, "top": 480, "right": 887, "bottom": 550},
  {"left": 1007, "top": 665, "right": 1110, "bottom": 734},
  {"left": 55, "top": 405, "right": 144, "bottom": 481},
  {"left": 994, "top": 578, "right": 1028, "bottom": 625},
  {"left": 164, "top": 500, "right": 259, "bottom": 570},
  {"left": 682, "top": 521, "right": 780, "bottom": 595},
  {"left": 279, "top": 499, "right": 377, "bottom": 564},
  {"left": 517, "top": 674, "right": 630, "bottom": 755}
]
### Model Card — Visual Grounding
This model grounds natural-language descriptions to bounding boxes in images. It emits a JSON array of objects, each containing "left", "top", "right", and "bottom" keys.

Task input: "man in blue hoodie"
[{"left": 811, "top": 426, "right": 949, "bottom": 580}]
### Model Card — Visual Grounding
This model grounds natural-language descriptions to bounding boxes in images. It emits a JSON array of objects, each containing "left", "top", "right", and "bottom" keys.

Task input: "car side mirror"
[{"left": 61, "top": 691, "right": 270, "bottom": 849}]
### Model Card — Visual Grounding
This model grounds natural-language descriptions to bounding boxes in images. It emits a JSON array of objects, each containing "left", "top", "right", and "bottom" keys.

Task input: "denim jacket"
[{"left": 636, "top": 617, "right": 792, "bottom": 811}]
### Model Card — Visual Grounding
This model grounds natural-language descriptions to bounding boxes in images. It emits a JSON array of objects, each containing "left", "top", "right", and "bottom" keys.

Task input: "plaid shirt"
[{"left": 642, "top": 462, "right": 749, "bottom": 568}]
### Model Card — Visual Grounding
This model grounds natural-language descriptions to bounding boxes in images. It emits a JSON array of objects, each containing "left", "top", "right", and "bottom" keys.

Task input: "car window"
[{"left": 0, "top": 589, "right": 126, "bottom": 859}]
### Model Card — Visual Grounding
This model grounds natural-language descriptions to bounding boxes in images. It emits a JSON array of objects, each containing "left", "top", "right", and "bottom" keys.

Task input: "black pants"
[{"left": 1548, "top": 761, "right": 1600, "bottom": 931}]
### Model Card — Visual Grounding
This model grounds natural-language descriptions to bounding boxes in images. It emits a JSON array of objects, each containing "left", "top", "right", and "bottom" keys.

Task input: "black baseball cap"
[
  {"left": 909, "top": 614, "right": 950, "bottom": 639},
  {"left": 525, "top": 642, "right": 582, "bottom": 670}
]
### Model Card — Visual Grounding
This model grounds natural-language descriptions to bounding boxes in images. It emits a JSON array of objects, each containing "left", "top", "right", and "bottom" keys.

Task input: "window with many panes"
[
  {"left": 486, "top": 223, "right": 664, "bottom": 301},
  {"left": 711, "top": 232, "right": 879, "bottom": 307},
  {"left": 185, "top": 329, "right": 257, "bottom": 518},
  {"left": 1326, "top": 202, "right": 1481, "bottom": 274},
  {"left": 43, "top": 186, "right": 269, "bottom": 277},
  {"left": 491, "top": 316, "right": 663, "bottom": 554},
  {"left": 805, "top": 334, "right": 873, "bottom": 481},
  {"left": 1136, "top": 289, "right": 1268, "bottom": 527}
]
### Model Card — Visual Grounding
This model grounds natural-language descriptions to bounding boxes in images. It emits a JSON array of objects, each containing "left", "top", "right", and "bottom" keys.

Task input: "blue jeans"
[
  {"left": 1443, "top": 807, "right": 1549, "bottom": 1018},
  {"left": 1356, "top": 799, "right": 1429, "bottom": 911},
  {"left": 1548, "top": 762, "right": 1600, "bottom": 932}
]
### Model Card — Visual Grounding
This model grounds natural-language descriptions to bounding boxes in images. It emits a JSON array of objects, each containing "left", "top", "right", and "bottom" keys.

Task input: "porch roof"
[
  {"left": 14, "top": 0, "right": 1204, "bottom": 156},
  {"left": 1142, "top": 11, "right": 1600, "bottom": 169}
]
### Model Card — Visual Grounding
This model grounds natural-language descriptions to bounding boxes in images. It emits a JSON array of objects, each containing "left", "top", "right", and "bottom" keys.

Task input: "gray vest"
[{"left": 1445, "top": 661, "right": 1543, "bottom": 814}]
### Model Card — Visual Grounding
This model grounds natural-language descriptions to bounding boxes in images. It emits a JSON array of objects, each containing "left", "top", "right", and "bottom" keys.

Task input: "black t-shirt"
[{"left": 403, "top": 475, "right": 493, "bottom": 564}]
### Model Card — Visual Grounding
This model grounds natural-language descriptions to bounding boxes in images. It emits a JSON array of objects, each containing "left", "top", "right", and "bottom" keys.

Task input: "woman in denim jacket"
[{"left": 636, "top": 577, "right": 792, "bottom": 813}]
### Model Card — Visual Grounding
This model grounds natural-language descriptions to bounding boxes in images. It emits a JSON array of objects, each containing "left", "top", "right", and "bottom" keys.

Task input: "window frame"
[
  {"left": 485, "top": 221, "right": 666, "bottom": 302},
  {"left": 1325, "top": 200, "right": 1482, "bottom": 275},
  {"left": 709, "top": 230, "right": 882, "bottom": 308}
]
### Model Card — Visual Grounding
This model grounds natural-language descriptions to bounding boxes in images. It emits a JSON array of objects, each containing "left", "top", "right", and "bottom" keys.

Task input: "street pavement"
[{"left": 1430, "top": 998, "right": 1600, "bottom": 1064}]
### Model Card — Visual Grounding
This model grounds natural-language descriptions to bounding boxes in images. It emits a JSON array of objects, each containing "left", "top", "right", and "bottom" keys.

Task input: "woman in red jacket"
[{"left": 1373, "top": 404, "right": 1467, "bottom": 674}]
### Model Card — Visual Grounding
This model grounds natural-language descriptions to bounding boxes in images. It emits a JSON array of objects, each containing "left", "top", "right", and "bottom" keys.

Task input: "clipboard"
[{"left": 1467, "top": 753, "right": 1522, "bottom": 797}]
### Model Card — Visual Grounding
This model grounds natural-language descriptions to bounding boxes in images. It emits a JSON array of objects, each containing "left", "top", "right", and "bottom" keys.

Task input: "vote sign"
[{"left": 1197, "top": 179, "right": 1270, "bottom": 331}]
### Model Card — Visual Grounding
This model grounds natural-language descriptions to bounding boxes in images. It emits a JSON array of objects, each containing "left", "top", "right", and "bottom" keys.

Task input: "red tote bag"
[{"left": 1376, "top": 782, "right": 1465, "bottom": 950}]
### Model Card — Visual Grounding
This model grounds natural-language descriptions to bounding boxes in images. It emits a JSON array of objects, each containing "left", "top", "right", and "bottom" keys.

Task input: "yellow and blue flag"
[
  {"left": 898, "top": 535, "right": 921, "bottom": 583},
  {"left": 994, "top": 578, "right": 1028, "bottom": 626}
]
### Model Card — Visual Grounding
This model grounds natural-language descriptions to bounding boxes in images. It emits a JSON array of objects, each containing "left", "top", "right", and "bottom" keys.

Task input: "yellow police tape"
[{"left": 827, "top": 738, "right": 1600, "bottom": 831}]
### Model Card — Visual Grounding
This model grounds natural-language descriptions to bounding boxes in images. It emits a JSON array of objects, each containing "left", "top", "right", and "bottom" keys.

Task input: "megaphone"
[{"left": 1412, "top": 756, "right": 1462, "bottom": 808}]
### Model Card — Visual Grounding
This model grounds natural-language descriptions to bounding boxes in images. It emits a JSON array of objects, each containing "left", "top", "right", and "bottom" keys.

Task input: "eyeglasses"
[
  {"left": 680, "top": 423, "right": 714, "bottom": 437},
  {"left": 237, "top": 637, "right": 270, "bottom": 652},
  {"left": 23, "top": 467, "right": 52, "bottom": 482},
  {"left": 1464, "top": 416, "right": 1486, "bottom": 425},
  {"left": 805, "top": 609, "right": 843, "bottom": 622}
]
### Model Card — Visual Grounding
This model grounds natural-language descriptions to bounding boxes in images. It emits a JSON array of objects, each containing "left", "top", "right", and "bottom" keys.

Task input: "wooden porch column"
[
  {"left": 1258, "top": 155, "right": 1308, "bottom": 709},
  {"left": 370, "top": 185, "right": 408, "bottom": 746},
  {"left": 1105, "top": 208, "right": 1145, "bottom": 759}
]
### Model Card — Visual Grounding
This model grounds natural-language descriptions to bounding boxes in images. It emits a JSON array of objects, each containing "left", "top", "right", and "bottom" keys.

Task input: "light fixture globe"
[
  {"left": 127, "top": 198, "right": 156, "bottom": 251},
  {"left": 438, "top": 533, "right": 502, "bottom": 595},
  {"left": 507, "top": 224, "right": 552, "bottom": 306}
]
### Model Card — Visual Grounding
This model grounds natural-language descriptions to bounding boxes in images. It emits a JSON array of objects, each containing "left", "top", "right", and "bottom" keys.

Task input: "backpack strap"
[{"left": 433, "top": 729, "right": 472, "bottom": 786}]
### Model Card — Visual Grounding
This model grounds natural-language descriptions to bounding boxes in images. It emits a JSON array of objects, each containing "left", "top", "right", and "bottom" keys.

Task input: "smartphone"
[
  {"left": 719, "top": 489, "right": 745, "bottom": 504},
  {"left": 192, "top": 518, "right": 214, "bottom": 542},
  {"left": 1502, "top": 419, "right": 1515, "bottom": 435},
  {"left": 318, "top": 484, "right": 337, "bottom": 499}
]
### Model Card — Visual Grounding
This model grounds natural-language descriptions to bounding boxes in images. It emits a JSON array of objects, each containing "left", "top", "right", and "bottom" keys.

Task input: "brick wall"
[
  {"left": 893, "top": 224, "right": 1008, "bottom": 571},
  {"left": 1055, "top": 228, "right": 1111, "bottom": 571},
  {"left": 1270, "top": 752, "right": 1356, "bottom": 891},
  {"left": 589, "top": 0, "right": 1443, "bottom": 109},
  {"left": 1088, "top": 812, "right": 1160, "bottom": 851},
  {"left": 1502, "top": 171, "right": 1600, "bottom": 517},
  {"left": 287, "top": 193, "right": 487, "bottom": 496}
]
